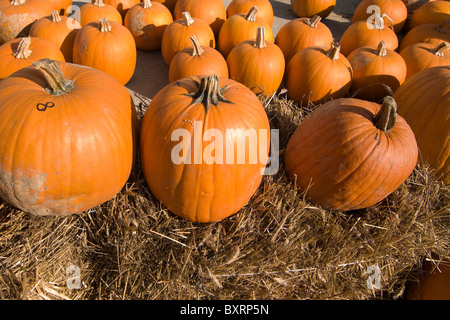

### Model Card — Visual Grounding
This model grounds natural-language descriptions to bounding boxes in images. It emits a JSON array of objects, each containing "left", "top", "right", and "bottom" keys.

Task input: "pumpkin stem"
[
  {"left": 182, "top": 12, "right": 194, "bottom": 26},
  {"left": 10, "top": 0, "right": 26, "bottom": 5},
  {"left": 99, "top": 18, "right": 112, "bottom": 32},
  {"left": 254, "top": 27, "right": 267, "bottom": 49},
  {"left": 430, "top": 42, "right": 450, "bottom": 57},
  {"left": 373, "top": 96, "right": 397, "bottom": 132},
  {"left": 143, "top": 0, "right": 152, "bottom": 9},
  {"left": 435, "top": 20, "right": 450, "bottom": 33},
  {"left": 190, "top": 35, "right": 204, "bottom": 56},
  {"left": 32, "top": 58, "right": 74, "bottom": 96},
  {"left": 326, "top": 42, "right": 341, "bottom": 61},
  {"left": 185, "top": 75, "right": 233, "bottom": 111},
  {"left": 93, "top": 0, "right": 105, "bottom": 7},
  {"left": 245, "top": 6, "right": 258, "bottom": 22},
  {"left": 371, "top": 13, "right": 386, "bottom": 30},
  {"left": 51, "top": 10, "right": 62, "bottom": 23},
  {"left": 375, "top": 40, "right": 387, "bottom": 56},
  {"left": 12, "top": 37, "right": 32, "bottom": 59},
  {"left": 307, "top": 15, "right": 321, "bottom": 28}
]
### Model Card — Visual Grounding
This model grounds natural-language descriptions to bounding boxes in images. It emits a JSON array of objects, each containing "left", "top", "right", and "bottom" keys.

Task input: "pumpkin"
[
  {"left": 407, "top": 259, "right": 450, "bottom": 300},
  {"left": 79, "top": 0, "right": 123, "bottom": 26},
  {"left": 173, "top": 0, "right": 227, "bottom": 38},
  {"left": 47, "top": 0, "right": 72, "bottom": 16},
  {"left": 152, "top": 0, "right": 177, "bottom": 13},
  {"left": 103, "top": 0, "right": 140, "bottom": 17},
  {"left": 339, "top": 17, "right": 398, "bottom": 56},
  {"left": 73, "top": 18, "right": 136, "bottom": 85},
  {"left": 407, "top": 0, "right": 450, "bottom": 31},
  {"left": 284, "top": 96, "right": 418, "bottom": 211},
  {"left": 168, "top": 35, "right": 228, "bottom": 83},
  {"left": 275, "top": 15, "right": 333, "bottom": 65},
  {"left": 400, "top": 42, "right": 450, "bottom": 79},
  {"left": 161, "top": 11, "right": 215, "bottom": 66},
  {"left": 0, "top": 0, "right": 53, "bottom": 45},
  {"left": 218, "top": 6, "right": 273, "bottom": 59},
  {"left": 399, "top": 22, "right": 450, "bottom": 51},
  {"left": 352, "top": 0, "right": 407, "bottom": 33},
  {"left": 227, "top": 0, "right": 274, "bottom": 27},
  {"left": 227, "top": 27, "right": 285, "bottom": 96},
  {"left": 0, "top": 58, "right": 137, "bottom": 216},
  {"left": 348, "top": 40, "right": 407, "bottom": 102},
  {"left": 402, "top": 0, "right": 436, "bottom": 13},
  {"left": 0, "top": 36, "right": 65, "bottom": 79},
  {"left": 124, "top": 0, "right": 173, "bottom": 51},
  {"left": 290, "top": 0, "right": 336, "bottom": 18},
  {"left": 29, "top": 10, "right": 81, "bottom": 62},
  {"left": 393, "top": 65, "right": 450, "bottom": 184},
  {"left": 285, "top": 42, "right": 353, "bottom": 106},
  {"left": 140, "top": 74, "right": 270, "bottom": 223}
]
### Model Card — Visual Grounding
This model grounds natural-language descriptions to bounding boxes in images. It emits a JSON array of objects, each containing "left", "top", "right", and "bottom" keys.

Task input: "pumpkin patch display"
[
  {"left": 290, "top": 0, "right": 336, "bottom": 19},
  {"left": 0, "top": 58, "right": 137, "bottom": 216},
  {"left": 0, "top": 36, "right": 65, "bottom": 79},
  {"left": 79, "top": 0, "right": 123, "bottom": 26},
  {"left": 284, "top": 96, "right": 418, "bottom": 211},
  {"left": 227, "top": 0, "right": 274, "bottom": 27},
  {"left": 72, "top": 18, "right": 136, "bottom": 85},
  {"left": 400, "top": 42, "right": 450, "bottom": 79},
  {"left": 140, "top": 74, "right": 270, "bottom": 223}
]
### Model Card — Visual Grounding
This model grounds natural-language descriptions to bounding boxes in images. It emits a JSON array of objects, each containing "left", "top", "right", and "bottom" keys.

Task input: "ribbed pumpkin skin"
[
  {"left": 284, "top": 97, "right": 418, "bottom": 211},
  {"left": 407, "top": 0, "right": 450, "bottom": 30},
  {"left": 400, "top": 42, "right": 450, "bottom": 79},
  {"left": 227, "top": 0, "right": 274, "bottom": 26},
  {"left": 399, "top": 22, "right": 450, "bottom": 51},
  {"left": 352, "top": 0, "right": 408, "bottom": 33},
  {"left": 290, "top": 0, "right": 336, "bottom": 18},
  {"left": 140, "top": 75, "right": 270, "bottom": 223},
  {"left": 0, "top": 60, "right": 137, "bottom": 216},
  {"left": 393, "top": 66, "right": 450, "bottom": 184},
  {"left": 0, "top": 0, "right": 53, "bottom": 45}
]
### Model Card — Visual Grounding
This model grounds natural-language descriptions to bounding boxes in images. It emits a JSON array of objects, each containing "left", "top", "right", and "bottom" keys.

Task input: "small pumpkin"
[
  {"left": 399, "top": 21, "right": 450, "bottom": 51},
  {"left": 290, "top": 0, "right": 336, "bottom": 18},
  {"left": 227, "top": 0, "right": 274, "bottom": 26},
  {"left": 275, "top": 15, "right": 334, "bottom": 65},
  {"left": 73, "top": 18, "right": 136, "bottom": 85},
  {"left": 0, "top": 0, "right": 53, "bottom": 45},
  {"left": 173, "top": 0, "right": 227, "bottom": 38},
  {"left": 103, "top": 0, "right": 140, "bottom": 17},
  {"left": 284, "top": 96, "right": 418, "bottom": 211},
  {"left": 218, "top": 6, "right": 273, "bottom": 59},
  {"left": 140, "top": 74, "right": 270, "bottom": 223},
  {"left": 352, "top": 0, "right": 407, "bottom": 33},
  {"left": 407, "top": 0, "right": 450, "bottom": 31},
  {"left": 0, "top": 36, "right": 65, "bottom": 79},
  {"left": 0, "top": 58, "right": 137, "bottom": 216},
  {"left": 227, "top": 27, "right": 285, "bottom": 96},
  {"left": 29, "top": 10, "right": 81, "bottom": 62},
  {"left": 47, "top": 0, "right": 72, "bottom": 16},
  {"left": 348, "top": 40, "right": 407, "bottom": 102},
  {"left": 161, "top": 11, "right": 215, "bottom": 66},
  {"left": 169, "top": 35, "right": 228, "bottom": 83},
  {"left": 124, "top": 0, "right": 173, "bottom": 51},
  {"left": 393, "top": 65, "right": 450, "bottom": 184},
  {"left": 79, "top": 0, "right": 123, "bottom": 26},
  {"left": 285, "top": 42, "right": 353, "bottom": 106},
  {"left": 400, "top": 42, "right": 450, "bottom": 79}
]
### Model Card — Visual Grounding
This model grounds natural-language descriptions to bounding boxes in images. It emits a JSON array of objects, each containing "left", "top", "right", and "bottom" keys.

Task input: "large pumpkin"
[
  {"left": 400, "top": 42, "right": 450, "bottom": 79},
  {"left": 407, "top": 0, "right": 450, "bottom": 30},
  {"left": 393, "top": 66, "right": 450, "bottom": 184},
  {"left": 140, "top": 75, "right": 271, "bottom": 223},
  {"left": 352, "top": 0, "right": 408, "bottom": 33},
  {"left": 0, "top": 58, "right": 137, "bottom": 216},
  {"left": 290, "top": 0, "right": 336, "bottom": 18},
  {"left": 284, "top": 96, "right": 418, "bottom": 211}
]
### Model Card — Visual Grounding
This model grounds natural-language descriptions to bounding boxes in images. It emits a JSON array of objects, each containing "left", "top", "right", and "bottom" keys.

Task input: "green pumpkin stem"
[
  {"left": 245, "top": 6, "right": 258, "bottom": 22},
  {"left": 185, "top": 75, "right": 232, "bottom": 111},
  {"left": 254, "top": 27, "right": 267, "bottom": 48},
  {"left": 374, "top": 96, "right": 397, "bottom": 132},
  {"left": 190, "top": 35, "right": 204, "bottom": 56},
  {"left": 375, "top": 41, "right": 387, "bottom": 56},
  {"left": 430, "top": 42, "right": 450, "bottom": 57},
  {"left": 307, "top": 15, "right": 321, "bottom": 28},
  {"left": 33, "top": 58, "right": 74, "bottom": 96},
  {"left": 12, "top": 37, "right": 32, "bottom": 59}
]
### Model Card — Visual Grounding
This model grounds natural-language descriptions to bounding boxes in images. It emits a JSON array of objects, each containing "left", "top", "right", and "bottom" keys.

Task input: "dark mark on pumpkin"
[{"left": 37, "top": 102, "right": 55, "bottom": 112}]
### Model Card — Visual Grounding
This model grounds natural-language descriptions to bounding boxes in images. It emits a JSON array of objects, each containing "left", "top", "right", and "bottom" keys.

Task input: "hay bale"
[{"left": 0, "top": 92, "right": 448, "bottom": 300}]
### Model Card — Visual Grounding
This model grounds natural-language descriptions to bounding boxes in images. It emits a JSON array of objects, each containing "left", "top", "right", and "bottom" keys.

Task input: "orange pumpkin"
[
  {"left": 73, "top": 18, "right": 136, "bottom": 85},
  {"left": 124, "top": 0, "right": 173, "bottom": 51},
  {"left": 0, "top": 0, "right": 53, "bottom": 45},
  {"left": 285, "top": 42, "right": 353, "bottom": 106},
  {"left": 47, "top": 0, "right": 72, "bottom": 16},
  {"left": 218, "top": 6, "right": 273, "bottom": 59},
  {"left": 348, "top": 41, "right": 407, "bottom": 102},
  {"left": 103, "top": 0, "right": 140, "bottom": 17},
  {"left": 174, "top": 0, "right": 227, "bottom": 38},
  {"left": 352, "top": 0, "right": 408, "bottom": 33},
  {"left": 227, "top": 0, "right": 274, "bottom": 26},
  {"left": 227, "top": 27, "right": 285, "bottom": 96},
  {"left": 0, "top": 58, "right": 137, "bottom": 216},
  {"left": 0, "top": 36, "right": 65, "bottom": 79},
  {"left": 407, "top": 0, "right": 450, "bottom": 30},
  {"left": 402, "top": 0, "right": 436, "bottom": 13},
  {"left": 393, "top": 66, "right": 450, "bottom": 184},
  {"left": 169, "top": 35, "right": 228, "bottom": 83},
  {"left": 29, "top": 10, "right": 81, "bottom": 62},
  {"left": 79, "top": 0, "right": 123, "bottom": 26},
  {"left": 161, "top": 11, "right": 215, "bottom": 65},
  {"left": 407, "top": 259, "right": 450, "bottom": 300},
  {"left": 284, "top": 96, "right": 418, "bottom": 211},
  {"left": 400, "top": 42, "right": 450, "bottom": 79},
  {"left": 290, "top": 0, "right": 336, "bottom": 18},
  {"left": 140, "top": 75, "right": 270, "bottom": 222},
  {"left": 399, "top": 22, "right": 450, "bottom": 51},
  {"left": 275, "top": 15, "right": 334, "bottom": 65}
]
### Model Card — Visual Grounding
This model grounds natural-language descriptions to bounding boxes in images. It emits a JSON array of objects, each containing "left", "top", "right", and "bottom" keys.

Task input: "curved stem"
[
  {"left": 12, "top": 37, "right": 32, "bottom": 59},
  {"left": 307, "top": 15, "right": 321, "bottom": 28},
  {"left": 373, "top": 96, "right": 397, "bottom": 132},
  {"left": 182, "top": 12, "right": 194, "bottom": 26},
  {"left": 375, "top": 40, "right": 387, "bottom": 57},
  {"left": 190, "top": 35, "right": 204, "bottom": 56},
  {"left": 254, "top": 27, "right": 267, "bottom": 49},
  {"left": 143, "top": 0, "right": 152, "bottom": 9},
  {"left": 99, "top": 18, "right": 112, "bottom": 32},
  {"left": 245, "top": 6, "right": 258, "bottom": 22},
  {"left": 32, "top": 58, "right": 74, "bottom": 96},
  {"left": 51, "top": 10, "right": 62, "bottom": 23},
  {"left": 93, "top": 0, "right": 105, "bottom": 7},
  {"left": 184, "top": 75, "right": 233, "bottom": 111},
  {"left": 326, "top": 42, "right": 341, "bottom": 61},
  {"left": 10, "top": 0, "right": 26, "bottom": 5},
  {"left": 430, "top": 42, "right": 450, "bottom": 57}
]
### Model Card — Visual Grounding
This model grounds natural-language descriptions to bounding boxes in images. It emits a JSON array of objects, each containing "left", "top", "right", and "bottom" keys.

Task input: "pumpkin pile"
[{"left": 0, "top": 0, "right": 448, "bottom": 301}]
